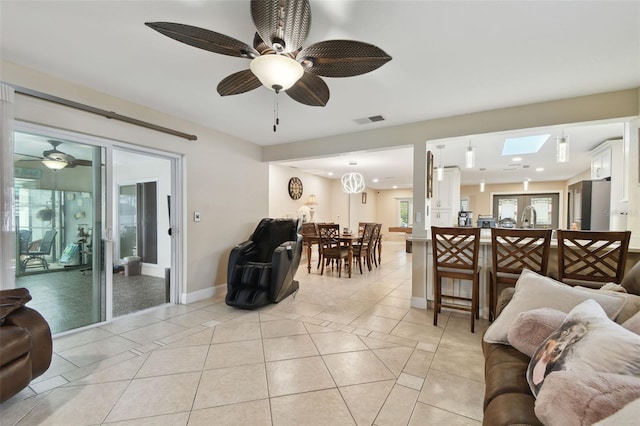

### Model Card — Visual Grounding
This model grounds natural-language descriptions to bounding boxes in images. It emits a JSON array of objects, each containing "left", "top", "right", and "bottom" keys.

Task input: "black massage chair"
[{"left": 226, "top": 218, "right": 302, "bottom": 309}]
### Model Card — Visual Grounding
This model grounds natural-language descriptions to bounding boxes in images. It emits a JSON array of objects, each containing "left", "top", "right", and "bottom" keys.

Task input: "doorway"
[
  {"left": 13, "top": 125, "right": 180, "bottom": 334},
  {"left": 112, "top": 149, "right": 173, "bottom": 317}
]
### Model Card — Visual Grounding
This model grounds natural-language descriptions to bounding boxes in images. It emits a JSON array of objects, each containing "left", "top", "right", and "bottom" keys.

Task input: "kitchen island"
[{"left": 411, "top": 230, "right": 640, "bottom": 318}]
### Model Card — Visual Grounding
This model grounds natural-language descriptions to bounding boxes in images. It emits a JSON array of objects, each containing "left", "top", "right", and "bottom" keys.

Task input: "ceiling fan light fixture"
[
  {"left": 250, "top": 54, "right": 304, "bottom": 92},
  {"left": 42, "top": 159, "right": 67, "bottom": 170}
]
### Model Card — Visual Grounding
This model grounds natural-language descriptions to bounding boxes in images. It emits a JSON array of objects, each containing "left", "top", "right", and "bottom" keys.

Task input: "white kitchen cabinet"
[
  {"left": 432, "top": 210, "right": 452, "bottom": 227},
  {"left": 428, "top": 167, "right": 460, "bottom": 227},
  {"left": 590, "top": 142, "right": 613, "bottom": 180}
]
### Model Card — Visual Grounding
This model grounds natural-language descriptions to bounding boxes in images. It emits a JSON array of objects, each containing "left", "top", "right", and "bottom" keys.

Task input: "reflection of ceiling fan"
[
  {"left": 16, "top": 140, "right": 92, "bottom": 169},
  {"left": 146, "top": 0, "right": 391, "bottom": 129}
]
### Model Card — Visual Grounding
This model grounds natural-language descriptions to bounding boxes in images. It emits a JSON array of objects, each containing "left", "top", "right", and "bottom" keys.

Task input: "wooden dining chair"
[
  {"left": 489, "top": 228, "right": 552, "bottom": 321},
  {"left": 353, "top": 223, "right": 375, "bottom": 273},
  {"left": 301, "top": 222, "right": 320, "bottom": 272},
  {"left": 556, "top": 230, "right": 631, "bottom": 288},
  {"left": 431, "top": 226, "right": 481, "bottom": 332},
  {"left": 316, "top": 223, "right": 350, "bottom": 277},
  {"left": 371, "top": 223, "right": 382, "bottom": 267}
]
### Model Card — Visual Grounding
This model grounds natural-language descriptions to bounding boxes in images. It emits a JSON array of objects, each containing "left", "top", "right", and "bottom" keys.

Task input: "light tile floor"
[{"left": 1, "top": 242, "right": 488, "bottom": 425}]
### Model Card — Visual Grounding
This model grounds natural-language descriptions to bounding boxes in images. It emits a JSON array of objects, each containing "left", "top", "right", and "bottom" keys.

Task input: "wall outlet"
[{"left": 194, "top": 211, "right": 201, "bottom": 222}]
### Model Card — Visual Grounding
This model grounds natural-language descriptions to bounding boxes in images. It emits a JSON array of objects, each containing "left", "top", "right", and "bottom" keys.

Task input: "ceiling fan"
[
  {"left": 145, "top": 0, "right": 392, "bottom": 130},
  {"left": 15, "top": 140, "right": 92, "bottom": 170}
]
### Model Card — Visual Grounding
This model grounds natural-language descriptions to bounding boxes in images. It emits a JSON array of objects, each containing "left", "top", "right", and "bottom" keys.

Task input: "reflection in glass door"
[{"left": 14, "top": 130, "right": 106, "bottom": 333}]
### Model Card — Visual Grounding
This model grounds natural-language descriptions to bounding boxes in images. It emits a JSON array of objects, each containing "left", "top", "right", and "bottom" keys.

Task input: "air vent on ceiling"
[{"left": 354, "top": 115, "right": 385, "bottom": 125}]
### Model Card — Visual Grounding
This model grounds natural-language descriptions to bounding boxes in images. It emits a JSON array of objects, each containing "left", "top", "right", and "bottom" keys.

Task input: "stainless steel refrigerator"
[{"left": 567, "top": 180, "right": 611, "bottom": 230}]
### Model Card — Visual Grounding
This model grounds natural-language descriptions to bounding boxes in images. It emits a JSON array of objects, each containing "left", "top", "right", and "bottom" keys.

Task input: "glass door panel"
[
  {"left": 14, "top": 131, "right": 106, "bottom": 333},
  {"left": 493, "top": 193, "right": 559, "bottom": 229}
]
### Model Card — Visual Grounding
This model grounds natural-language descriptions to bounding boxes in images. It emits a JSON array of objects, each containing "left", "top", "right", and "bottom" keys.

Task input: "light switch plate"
[{"left": 194, "top": 211, "right": 201, "bottom": 222}]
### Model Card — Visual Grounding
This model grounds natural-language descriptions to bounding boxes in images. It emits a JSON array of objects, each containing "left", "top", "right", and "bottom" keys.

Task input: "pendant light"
[
  {"left": 479, "top": 167, "right": 486, "bottom": 192},
  {"left": 465, "top": 140, "right": 475, "bottom": 169},
  {"left": 556, "top": 132, "right": 569, "bottom": 163},
  {"left": 436, "top": 144, "right": 445, "bottom": 181},
  {"left": 523, "top": 178, "right": 530, "bottom": 191},
  {"left": 341, "top": 161, "right": 365, "bottom": 194}
]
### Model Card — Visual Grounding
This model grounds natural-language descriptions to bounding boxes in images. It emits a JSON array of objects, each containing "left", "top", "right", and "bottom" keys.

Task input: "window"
[
  {"left": 492, "top": 193, "right": 560, "bottom": 229},
  {"left": 398, "top": 198, "right": 413, "bottom": 227},
  {"left": 460, "top": 197, "right": 470, "bottom": 212}
]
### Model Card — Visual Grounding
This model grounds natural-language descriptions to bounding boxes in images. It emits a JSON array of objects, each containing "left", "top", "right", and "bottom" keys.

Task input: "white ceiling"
[{"left": 2, "top": 1, "right": 639, "bottom": 188}]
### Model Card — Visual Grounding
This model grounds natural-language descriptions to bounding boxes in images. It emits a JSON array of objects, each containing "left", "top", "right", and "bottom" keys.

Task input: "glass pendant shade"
[
  {"left": 250, "top": 54, "right": 304, "bottom": 91},
  {"left": 341, "top": 172, "right": 366, "bottom": 194},
  {"left": 480, "top": 180, "right": 485, "bottom": 192},
  {"left": 42, "top": 159, "right": 67, "bottom": 170},
  {"left": 556, "top": 135, "right": 569, "bottom": 163},
  {"left": 523, "top": 179, "right": 529, "bottom": 191},
  {"left": 436, "top": 164, "right": 444, "bottom": 181},
  {"left": 465, "top": 146, "right": 475, "bottom": 168}
]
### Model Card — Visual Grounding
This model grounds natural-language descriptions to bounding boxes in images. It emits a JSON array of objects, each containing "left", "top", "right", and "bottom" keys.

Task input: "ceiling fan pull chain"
[
  {"left": 273, "top": 88, "right": 281, "bottom": 132},
  {"left": 273, "top": 90, "right": 277, "bottom": 132}
]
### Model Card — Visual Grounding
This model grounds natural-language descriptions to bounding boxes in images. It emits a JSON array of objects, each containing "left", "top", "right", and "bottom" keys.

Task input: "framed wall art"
[{"left": 426, "top": 150, "right": 434, "bottom": 198}]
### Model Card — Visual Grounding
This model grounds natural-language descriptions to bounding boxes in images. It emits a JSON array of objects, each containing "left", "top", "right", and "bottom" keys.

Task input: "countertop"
[{"left": 410, "top": 229, "right": 640, "bottom": 253}]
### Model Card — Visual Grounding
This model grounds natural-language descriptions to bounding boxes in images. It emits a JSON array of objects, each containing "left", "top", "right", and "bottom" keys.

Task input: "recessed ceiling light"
[
  {"left": 536, "top": 167, "right": 544, "bottom": 172},
  {"left": 392, "top": 185, "right": 398, "bottom": 189},
  {"left": 372, "top": 178, "right": 379, "bottom": 183},
  {"left": 502, "top": 134, "right": 550, "bottom": 156},
  {"left": 328, "top": 172, "right": 333, "bottom": 176},
  {"left": 512, "top": 157, "right": 522, "bottom": 162}
]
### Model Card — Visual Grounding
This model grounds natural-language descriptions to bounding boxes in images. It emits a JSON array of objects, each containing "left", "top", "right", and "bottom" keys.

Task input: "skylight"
[{"left": 502, "top": 134, "right": 550, "bottom": 156}]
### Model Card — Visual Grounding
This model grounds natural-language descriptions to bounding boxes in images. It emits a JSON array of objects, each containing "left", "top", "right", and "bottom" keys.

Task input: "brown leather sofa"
[
  {"left": 482, "top": 261, "right": 640, "bottom": 425},
  {"left": 482, "top": 287, "right": 542, "bottom": 425},
  {"left": 0, "top": 288, "right": 52, "bottom": 403}
]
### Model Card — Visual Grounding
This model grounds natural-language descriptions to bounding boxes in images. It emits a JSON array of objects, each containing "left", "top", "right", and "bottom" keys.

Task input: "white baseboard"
[
  {"left": 410, "top": 296, "right": 427, "bottom": 309},
  {"left": 180, "top": 283, "right": 226, "bottom": 304}
]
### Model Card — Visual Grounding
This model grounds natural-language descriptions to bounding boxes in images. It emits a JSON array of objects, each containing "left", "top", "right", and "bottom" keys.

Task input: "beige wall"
[
  {"left": 268, "top": 164, "right": 333, "bottom": 222},
  {"left": 376, "top": 189, "right": 413, "bottom": 242},
  {"left": 269, "top": 164, "right": 378, "bottom": 232}
]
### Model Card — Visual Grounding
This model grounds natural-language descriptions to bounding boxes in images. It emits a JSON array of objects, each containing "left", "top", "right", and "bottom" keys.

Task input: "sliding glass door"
[{"left": 14, "top": 130, "right": 107, "bottom": 333}]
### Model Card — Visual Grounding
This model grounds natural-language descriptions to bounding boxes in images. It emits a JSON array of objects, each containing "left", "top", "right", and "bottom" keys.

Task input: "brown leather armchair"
[{"left": 0, "top": 288, "right": 52, "bottom": 403}]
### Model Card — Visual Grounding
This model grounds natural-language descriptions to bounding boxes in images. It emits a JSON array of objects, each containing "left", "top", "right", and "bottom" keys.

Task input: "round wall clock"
[{"left": 288, "top": 177, "right": 303, "bottom": 200}]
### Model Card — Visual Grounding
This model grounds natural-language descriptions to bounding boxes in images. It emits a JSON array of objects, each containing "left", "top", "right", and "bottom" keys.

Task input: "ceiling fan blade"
[
  {"left": 253, "top": 32, "right": 270, "bottom": 55},
  {"left": 297, "top": 40, "right": 392, "bottom": 77},
  {"left": 286, "top": 72, "right": 329, "bottom": 107},
  {"left": 217, "top": 69, "right": 262, "bottom": 96},
  {"left": 145, "top": 22, "right": 259, "bottom": 58},
  {"left": 251, "top": 0, "right": 311, "bottom": 54},
  {"left": 72, "top": 159, "right": 93, "bottom": 167},
  {"left": 14, "top": 153, "right": 43, "bottom": 161}
]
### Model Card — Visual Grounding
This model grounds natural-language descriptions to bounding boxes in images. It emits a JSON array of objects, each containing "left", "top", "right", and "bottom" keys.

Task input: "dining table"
[{"left": 303, "top": 233, "right": 362, "bottom": 278}]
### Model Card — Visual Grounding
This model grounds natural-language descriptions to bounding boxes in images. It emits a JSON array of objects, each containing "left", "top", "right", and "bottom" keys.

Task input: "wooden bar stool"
[
  {"left": 489, "top": 228, "right": 552, "bottom": 321},
  {"left": 556, "top": 230, "right": 631, "bottom": 288},
  {"left": 431, "top": 226, "right": 481, "bottom": 332}
]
